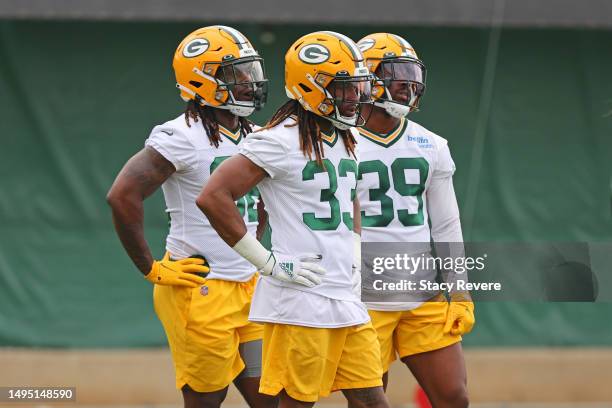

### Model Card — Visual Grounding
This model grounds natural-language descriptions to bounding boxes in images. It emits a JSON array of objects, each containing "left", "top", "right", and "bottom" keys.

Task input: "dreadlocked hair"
[
  {"left": 261, "top": 100, "right": 357, "bottom": 167},
  {"left": 184, "top": 100, "right": 253, "bottom": 148}
]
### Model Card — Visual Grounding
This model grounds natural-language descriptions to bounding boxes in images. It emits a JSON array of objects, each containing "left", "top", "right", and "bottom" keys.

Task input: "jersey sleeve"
[
  {"left": 428, "top": 136, "right": 461, "bottom": 241},
  {"left": 427, "top": 175, "right": 463, "bottom": 243},
  {"left": 432, "top": 140, "right": 456, "bottom": 179},
  {"left": 145, "top": 124, "right": 197, "bottom": 172},
  {"left": 427, "top": 171, "right": 466, "bottom": 288},
  {"left": 239, "top": 130, "right": 291, "bottom": 179}
]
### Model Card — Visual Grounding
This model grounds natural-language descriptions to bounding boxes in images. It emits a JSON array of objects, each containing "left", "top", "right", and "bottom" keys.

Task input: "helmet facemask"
[
  {"left": 310, "top": 72, "right": 373, "bottom": 130},
  {"left": 373, "top": 57, "right": 426, "bottom": 119},
  {"left": 193, "top": 56, "right": 268, "bottom": 117}
]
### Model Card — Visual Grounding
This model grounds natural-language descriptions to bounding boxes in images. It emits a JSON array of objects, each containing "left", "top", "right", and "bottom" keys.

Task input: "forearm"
[
  {"left": 199, "top": 190, "right": 272, "bottom": 272},
  {"left": 198, "top": 189, "right": 248, "bottom": 247},
  {"left": 106, "top": 147, "right": 177, "bottom": 276},
  {"left": 109, "top": 197, "right": 153, "bottom": 275},
  {"left": 353, "top": 197, "right": 361, "bottom": 235},
  {"left": 198, "top": 154, "right": 267, "bottom": 247},
  {"left": 255, "top": 198, "right": 268, "bottom": 241}
]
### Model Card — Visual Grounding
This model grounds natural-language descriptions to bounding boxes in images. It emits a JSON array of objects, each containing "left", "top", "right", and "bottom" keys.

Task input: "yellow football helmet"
[
  {"left": 173, "top": 25, "right": 268, "bottom": 117},
  {"left": 357, "top": 33, "right": 426, "bottom": 118},
  {"left": 285, "top": 31, "right": 373, "bottom": 130}
]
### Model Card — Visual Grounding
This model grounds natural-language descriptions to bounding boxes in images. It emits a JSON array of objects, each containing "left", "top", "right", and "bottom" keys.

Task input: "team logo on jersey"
[
  {"left": 298, "top": 44, "right": 330, "bottom": 64},
  {"left": 183, "top": 38, "right": 210, "bottom": 58},
  {"left": 279, "top": 262, "right": 295, "bottom": 278},
  {"left": 357, "top": 38, "right": 375, "bottom": 52}
]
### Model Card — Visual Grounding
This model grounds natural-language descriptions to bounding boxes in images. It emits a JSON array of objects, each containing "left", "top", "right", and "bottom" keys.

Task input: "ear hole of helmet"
[
  {"left": 189, "top": 81, "right": 203, "bottom": 88},
  {"left": 299, "top": 83, "right": 312, "bottom": 93}
]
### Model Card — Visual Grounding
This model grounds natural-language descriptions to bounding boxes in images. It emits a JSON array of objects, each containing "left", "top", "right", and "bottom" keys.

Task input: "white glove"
[
  {"left": 261, "top": 253, "right": 326, "bottom": 288},
  {"left": 352, "top": 232, "right": 362, "bottom": 298},
  {"left": 232, "top": 233, "right": 326, "bottom": 288}
]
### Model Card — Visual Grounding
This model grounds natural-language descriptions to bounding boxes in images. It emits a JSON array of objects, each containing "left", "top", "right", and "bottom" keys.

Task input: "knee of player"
[
  {"left": 182, "top": 384, "right": 228, "bottom": 408},
  {"left": 436, "top": 383, "right": 469, "bottom": 408},
  {"left": 347, "top": 388, "right": 389, "bottom": 408}
]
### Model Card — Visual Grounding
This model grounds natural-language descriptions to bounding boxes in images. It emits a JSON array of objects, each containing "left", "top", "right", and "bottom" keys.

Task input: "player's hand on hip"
[
  {"left": 443, "top": 300, "right": 475, "bottom": 336},
  {"left": 261, "top": 254, "right": 326, "bottom": 288},
  {"left": 145, "top": 252, "right": 209, "bottom": 287}
]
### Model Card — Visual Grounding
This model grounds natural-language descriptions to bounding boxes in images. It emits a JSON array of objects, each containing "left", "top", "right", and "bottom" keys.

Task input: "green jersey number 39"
[{"left": 358, "top": 158, "right": 429, "bottom": 227}]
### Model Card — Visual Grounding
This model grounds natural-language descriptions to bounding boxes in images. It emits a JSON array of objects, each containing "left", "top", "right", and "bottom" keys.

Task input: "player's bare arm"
[
  {"left": 196, "top": 154, "right": 267, "bottom": 246},
  {"left": 353, "top": 197, "right": 362, "bottom": 235},
  {"left": 198, "top": 153, "right": 325, "bottom": 288},
  {"left": 106, "top": 147, "right": 175, "bottom": 274},
  {"left": 256, "top": 198, "right": 268, "bottom": 241}
]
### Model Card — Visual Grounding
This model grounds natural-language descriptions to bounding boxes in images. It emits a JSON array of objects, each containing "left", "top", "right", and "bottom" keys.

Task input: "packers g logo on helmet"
[
  {"left": 173, "top": 25, "right": 268, "bottom": 117},
  {"left": 298, "top": 44, "right": 330, "bottom": 64},
  {"left": 182, "top": 38, "right": 210, "bottom": 58},
  {"left": 357, "top": 38, "right": 375, "bottom": 53}
]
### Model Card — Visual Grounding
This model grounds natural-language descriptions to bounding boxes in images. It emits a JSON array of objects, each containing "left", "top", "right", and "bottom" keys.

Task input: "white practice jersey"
[
  {"left": 357, "top": 117, "right": 463, "bottom": 311},
  {"left": 240, "top": 117, "right": 369, "bottom": 328},
  {"left": 145, "top": 114, "right": 259, "bottom": 282}
]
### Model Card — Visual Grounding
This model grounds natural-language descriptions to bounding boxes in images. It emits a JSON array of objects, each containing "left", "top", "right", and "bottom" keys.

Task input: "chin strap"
[
  {"left": 328, "top": 116, "right": 355, "bottom": 130},
  {"left": 377, "top": 99, "right": 411, "bottom": 119},
  {"left": 375, "top": 85, "right": 421, "bottom": 119},
  {"left": 216, "top": 101, "right": 256, "bottom": 117},
  {"left": 328, "top": 102, "right": 361, "bottom": 130}
]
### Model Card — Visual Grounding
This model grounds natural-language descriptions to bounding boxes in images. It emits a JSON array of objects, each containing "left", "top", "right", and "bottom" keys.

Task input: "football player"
[
  {"left": 355, "top": 33, "right": 474, "bottom": 408},
  {"left": 197, "top": 31, "right": 390, "bottom": 408},
  {"left": 106, "top": 26, "right": 274, "bottom": 408}
]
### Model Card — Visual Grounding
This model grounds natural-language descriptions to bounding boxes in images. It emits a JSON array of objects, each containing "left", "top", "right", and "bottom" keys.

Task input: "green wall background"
[{"left": 0, "top": 21, "right": 611, "bottom": 347}]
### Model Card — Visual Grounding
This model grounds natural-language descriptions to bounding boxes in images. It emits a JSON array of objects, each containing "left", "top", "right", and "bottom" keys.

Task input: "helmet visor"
[
  {"left": 324, "top": 75, "right": 373, "bottom": 127},
  {"left": 216, "top": 57, "right": 268, "bottom": 110},
  {"left": 377, "top": 58, "right": 426, "bottom": 110}
]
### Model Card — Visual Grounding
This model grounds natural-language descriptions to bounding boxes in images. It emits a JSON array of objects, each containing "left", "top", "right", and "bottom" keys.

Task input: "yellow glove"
[
  {"left": 145, "top": 252, "right": 209, "bottom": 288},
  {"left": 443, "top": 300, "right": 475, "bottom": 336}
]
